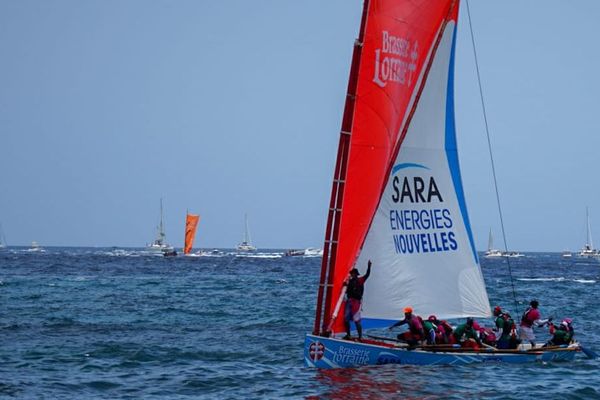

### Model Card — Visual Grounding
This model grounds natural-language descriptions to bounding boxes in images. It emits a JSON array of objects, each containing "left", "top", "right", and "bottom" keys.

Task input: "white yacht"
[
  {"left": 237, "top": 214, "right": 257, "bottom": 252},
  {"left": 147, "top": 199, "right": 174, "bottom": 253},
  {"left": 484, "top": 229, "right": 523, "bottom": 258},
  {"left": 578, "top": 207, "right": 600, "bottom": 258},
  {"left": 503, "top": 251, "right": 524, "bottom": 258},
  {"left": 28, "top": 241, "right": 45, "bottom": 252},
  {"left": 484, "top": 229, "right": 503, "bottom": 258},
  {"left": 0, "top": 223, "right": 6, "bottom": 249},
  {"left": 304, "top": 248, "right": 324, "bottom": 257}
]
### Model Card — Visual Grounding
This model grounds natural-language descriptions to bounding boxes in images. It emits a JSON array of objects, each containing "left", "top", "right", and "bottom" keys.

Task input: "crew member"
[
  {"left": 388, "top": 307, "right": 425, "bottom": 346},
  {"left": 493, "top": 306, "right": 519, "bottom": 349},
  {"left": 519, "top": 300, "right": 552, "bottom": 348},
  {"left": 343, "top": 260, "right": 372, "bottom": 340},
  {"left": 544, "top": 319, "right": 574, "bottom": 347},
  {"left": 453, "top": 317, "right": 482, "bottom": 349}
]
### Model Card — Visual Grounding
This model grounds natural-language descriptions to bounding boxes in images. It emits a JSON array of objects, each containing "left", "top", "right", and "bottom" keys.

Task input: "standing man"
[
  {"left": 343, "top": 260, "right": 372, "bottom": 340},
  {"left": 519, "top": 299, "right": 552, "bottom": 348}
]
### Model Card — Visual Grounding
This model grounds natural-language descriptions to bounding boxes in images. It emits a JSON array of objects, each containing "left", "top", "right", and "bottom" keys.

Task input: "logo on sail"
[
  {"left": 389, "top": 163, "right": 458, "bottom": 255},
  {"left": 373, "top": 31, "right": 418, "bottom": 88}
]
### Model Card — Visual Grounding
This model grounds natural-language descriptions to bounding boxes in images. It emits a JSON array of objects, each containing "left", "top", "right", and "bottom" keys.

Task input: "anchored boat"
[
  {"left": 237, "top": 213, "right": 257, "bottom": 252},
  {"left": 304, "top": 0, "right": 584, "bottom": 368},
  {"left": 484, "top": 229, "right": 503, "bottom": 258},
  {"left": 147, "top": 198, "right": 174, "bottom": 253},
  {"left": 0, "top": 223, "right": 6, "bottom": 249},
  {"left": 578, "top": 207, "right": 600, "bottom": 258}
]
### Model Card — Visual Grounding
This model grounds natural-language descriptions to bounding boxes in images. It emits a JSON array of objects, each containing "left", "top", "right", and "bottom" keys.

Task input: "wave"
[
  {"left": 517, "top": 277, "right": 566, "bottom": 282},
  {"left": 517, "top": 277, "right": 596, "bottom": 284},
  {"left": 235, "top": 253, "right": 282, "bottom": 259}
]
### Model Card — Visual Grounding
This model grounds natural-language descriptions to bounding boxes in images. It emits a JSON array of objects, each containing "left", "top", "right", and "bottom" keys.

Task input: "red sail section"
[
  {"left": 184, "top": 213, "right": 200, "bottom": 255},
  {"left": 325, "top": 0, "right": 459, "bottom": 334}
]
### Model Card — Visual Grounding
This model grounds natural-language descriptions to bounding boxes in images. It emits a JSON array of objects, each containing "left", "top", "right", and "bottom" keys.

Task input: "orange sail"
[{"left": 184, "top": 213, "right": 200, "bottom": 255}]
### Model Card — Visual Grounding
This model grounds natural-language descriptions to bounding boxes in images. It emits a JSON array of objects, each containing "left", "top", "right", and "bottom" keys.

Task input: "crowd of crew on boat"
[
  {"left": 342, "top": 261, "right": 575, "bottom": 350},
  {"left": 382, "top": 301, "right": 574, "bottom": 350}
]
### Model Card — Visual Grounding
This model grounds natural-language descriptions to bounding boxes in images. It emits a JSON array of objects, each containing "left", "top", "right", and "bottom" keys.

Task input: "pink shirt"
[{"left": 409, "top": 316, "right": 423, "bottom": 333}]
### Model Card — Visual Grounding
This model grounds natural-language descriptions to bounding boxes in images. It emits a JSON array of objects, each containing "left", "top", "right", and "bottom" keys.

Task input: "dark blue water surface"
[{"left": 1, "top": 248, "right": 599, "bottom": 399}]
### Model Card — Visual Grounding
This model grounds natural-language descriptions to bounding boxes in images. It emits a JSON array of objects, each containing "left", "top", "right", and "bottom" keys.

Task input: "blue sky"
[{"left": 1, "top": 1, "right": 599, "bottom": 251}]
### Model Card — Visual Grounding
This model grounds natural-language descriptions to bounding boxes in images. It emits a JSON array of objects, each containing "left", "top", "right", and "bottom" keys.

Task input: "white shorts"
[{"left": 519, "top": 326, "right": 535, "bottom": 342}]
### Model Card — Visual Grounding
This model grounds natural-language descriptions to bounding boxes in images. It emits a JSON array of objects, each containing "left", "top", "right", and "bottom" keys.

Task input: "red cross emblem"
[{"left": 309, "top": 342, "right": 325, "bottom": 361}]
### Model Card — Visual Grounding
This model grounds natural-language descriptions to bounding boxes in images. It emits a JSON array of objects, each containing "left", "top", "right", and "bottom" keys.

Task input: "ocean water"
[{"left": 1, "top": 248, "right": 599, "bottom": 399}]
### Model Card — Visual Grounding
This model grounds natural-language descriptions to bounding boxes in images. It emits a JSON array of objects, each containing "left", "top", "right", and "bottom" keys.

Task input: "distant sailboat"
[
  {"left": 484, "top": 229, "right": 523, "bottom": 258},
  {"left": 28, "top": 241, "right": 44, "bottom": 252},
  {"left": 0, "top": 223, "right": 6, "bottom": 249},
  {"left": 484, "top": 229, "right": 502, "bottom": 258},
  {"left": 237, "top": 214, "right": 256, "bottom": 252},
  {"left": 147, "top": 199, "right": 174, "bottom": 253},
  {"left": 579, "top": 207, "right": 600, "bottom": 258},
  {"left": 184, "top": 213, "right": 200, "bottom": 255}
]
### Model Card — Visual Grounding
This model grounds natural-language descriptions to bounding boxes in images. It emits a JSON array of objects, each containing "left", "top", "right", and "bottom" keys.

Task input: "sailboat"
[
  {"left": 147, "top": 199, "right": 174, "bottom": 253},
  {"left": 304, "top": 0, "right": 582, "bottom": 368},
  {"left": 183, "top": 213, "right": 200, "bottom": 255},
  {"left": 485, "top": 229, "right": 523, "bottom": 258},
  {"left": 578, "top": 207, "right": 600, "bottom": 258},
  {"left": 28, "top": 241, "right": 45, "bottom": 252},
  {"left": 484, "top": 229, "right": 502, "bottom": 258},
  {"left": 237, "top": 213, "right": 256, "bottom": 252},
  {"left": 0, "top": 223, "right": 6, "bottom": 249}
]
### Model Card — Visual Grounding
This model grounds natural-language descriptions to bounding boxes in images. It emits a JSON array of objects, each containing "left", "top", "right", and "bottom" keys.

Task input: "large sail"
[
  {"left": 317, "top": 0, "right": 490, "bottom": 335},
  {"left": 184, "top": 213, "right": 200, "bottom": 255}
]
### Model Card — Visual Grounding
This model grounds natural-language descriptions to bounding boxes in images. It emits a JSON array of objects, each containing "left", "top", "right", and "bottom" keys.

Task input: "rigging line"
[{"left": 465, "top": 0, "right": 520, "bottom": 317}]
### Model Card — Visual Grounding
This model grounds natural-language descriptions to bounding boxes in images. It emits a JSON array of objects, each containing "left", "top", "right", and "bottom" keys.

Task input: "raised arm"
[{"left": 364, "top": 260, "right": 372, "bottom": 280}]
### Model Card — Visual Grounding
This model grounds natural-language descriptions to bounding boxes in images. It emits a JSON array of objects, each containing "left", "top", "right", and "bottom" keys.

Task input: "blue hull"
[{"left": 304, "top": 334, "right": 578, "bottom": 368}]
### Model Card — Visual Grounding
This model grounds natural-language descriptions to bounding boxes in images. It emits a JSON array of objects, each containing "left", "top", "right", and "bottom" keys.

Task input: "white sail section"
[{"left": 356, "top": 22, "right": 491, "bottom": 326}]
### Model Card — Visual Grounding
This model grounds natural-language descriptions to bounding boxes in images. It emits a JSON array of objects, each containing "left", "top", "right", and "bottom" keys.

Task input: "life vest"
[
  {"left": 497, "top": 312, "right": 515, "bottom": 337},
  {"left": 480, "top": 328, "right": 497, "bottom": 345},
  {"left": 520, "top": 307, "right": 539, "bottom": 328},
  {"left": 552, "top": 326, "right": 572, "bottom": 345},
  {"left": 409, "top": 316, "right": 424, "bottom": 334},
  {"left": 439, "top": 320, "right": 453, "bottom": 336},
  {"left": 346, "top": 277, "right": 364, "bottom": 300}
]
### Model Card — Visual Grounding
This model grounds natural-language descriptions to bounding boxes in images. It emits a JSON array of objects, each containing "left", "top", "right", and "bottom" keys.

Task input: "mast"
[
  {"left": 0, "top": 223, "right": 5, "bottom": 247},
  {"left": 159, "top": 198, "right": 165, "bottom": 243},
  {"left": 487, "top": 229, "right": 493, "bottom": 251},
  {"left": 313, "top": 0, "right": 370, "bottom": 336},
  {"left": 244, "top": 213, "right": 252, "bottom": 244},
  {"left": 586, "top": 206, "right": 593, "bottom": 249}
]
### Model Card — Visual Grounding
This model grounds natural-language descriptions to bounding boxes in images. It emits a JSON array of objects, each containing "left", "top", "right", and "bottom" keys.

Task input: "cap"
[
  {"left": 493, "top": 306, "right": 502, "bottom": 316},
  {"left": 428, "top": 315, "right": 437, "bottom": 321},
  {"left": 350, "top": 268, "right": 359, "bottom": 275},
  {"left": 403, "top": 306, "right": 413, "bottom": 314}
]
